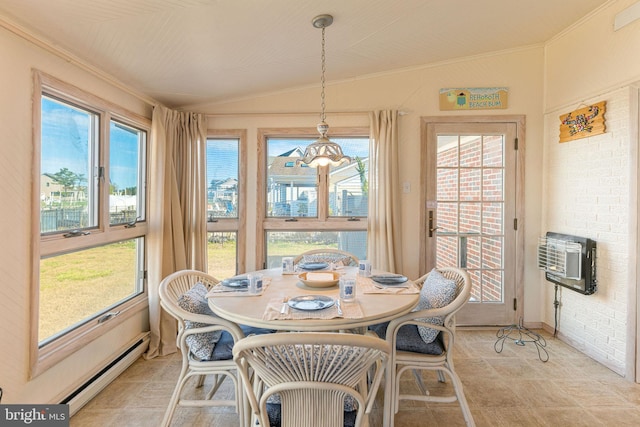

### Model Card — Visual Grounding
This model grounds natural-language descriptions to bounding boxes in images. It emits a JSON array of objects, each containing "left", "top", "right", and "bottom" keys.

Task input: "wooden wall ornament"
[{"left": 559, "top": 101, "right": 606, "bottom": 143}]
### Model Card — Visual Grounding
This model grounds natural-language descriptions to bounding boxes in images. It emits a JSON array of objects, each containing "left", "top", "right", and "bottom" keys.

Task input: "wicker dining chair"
[
  {"left": 369, "top": 267, "right": 475, "bottom": 427},
  {"left": 233, "top": 332, "right": 390, "bottom": 427},
  {"left": 293, "top": 249, "right": 359, "bottom": 267},
  {"left": 158, "top": 269, "right": 273, "bottom": 426}
]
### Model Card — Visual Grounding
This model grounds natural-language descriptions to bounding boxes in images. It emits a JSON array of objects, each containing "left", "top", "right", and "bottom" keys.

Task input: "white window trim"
[
  {"left": 31, "top": 71, "right": 150, "bottom": 377},
  {"left": 206, "top": 129, "right": 247, "bottom": 274}
]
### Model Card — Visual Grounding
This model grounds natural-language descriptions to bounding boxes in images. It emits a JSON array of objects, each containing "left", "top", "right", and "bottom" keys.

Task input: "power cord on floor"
[{"left": 494, "top": 317, "right": 549, "bottom": 362}]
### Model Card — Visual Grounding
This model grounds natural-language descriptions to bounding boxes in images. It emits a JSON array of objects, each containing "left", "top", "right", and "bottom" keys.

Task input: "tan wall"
[
  {"left": 200, "top": 46, "right": 546, "bottom": 323},
  {"left": 542, "top": 0, "right": 640, "bottom": 377},
  {"left": 0, "top": 24, "right": 152, "bottom": 403},
  {"left": 545, "top": 0, "right": 640, "bottom": 112}
]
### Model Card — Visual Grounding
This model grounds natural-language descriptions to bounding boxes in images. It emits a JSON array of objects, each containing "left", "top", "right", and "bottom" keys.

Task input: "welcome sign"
[{"left": 439, "top": 87, "right": 508, "bottom": 110}]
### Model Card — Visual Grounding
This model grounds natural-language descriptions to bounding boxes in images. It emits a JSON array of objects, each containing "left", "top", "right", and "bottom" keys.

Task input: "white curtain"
[
  {"left": 367, "top": 110, "right": 403, "bottom": 272},
  {"left": 145, "top": 105, "right": 208, "bottom": 359}
]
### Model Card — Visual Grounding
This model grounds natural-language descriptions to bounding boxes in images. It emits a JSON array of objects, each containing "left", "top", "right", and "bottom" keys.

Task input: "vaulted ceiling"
[{"left": 0, "top": 0, "right": 609, "bottom": 108}]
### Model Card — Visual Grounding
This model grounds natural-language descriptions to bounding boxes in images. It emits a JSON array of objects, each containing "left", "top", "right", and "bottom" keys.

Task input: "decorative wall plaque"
[
  {"left": 439, "top": 87, "right": 508, "bottom": 110},
  {"left": 559, "top": 101, "right": 606, "bottom": 143}
]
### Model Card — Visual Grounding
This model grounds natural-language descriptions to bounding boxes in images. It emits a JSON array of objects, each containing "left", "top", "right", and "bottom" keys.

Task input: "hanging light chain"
[
  {"left": 320, "top": 24, "right": 326, "bottom": 124},
  {"left": 297, "top": 14, "right": 351, "bottom": 167}
]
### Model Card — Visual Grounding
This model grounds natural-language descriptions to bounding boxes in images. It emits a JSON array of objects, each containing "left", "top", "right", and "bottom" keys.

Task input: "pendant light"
[{"left": 297, "top": 14, "right": 351, "bottom": 167}]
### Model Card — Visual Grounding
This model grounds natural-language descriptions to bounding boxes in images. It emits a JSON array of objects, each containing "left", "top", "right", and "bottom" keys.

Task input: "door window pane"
[
  {"left": 109, "top": 120, "right": 145, "bottom": 225},
  {"left": 436, "top": 202, "right": 458, "bottom": 234},
  {"left": 437, "top": 135, "right": 458, "bottom": 167},
  {"left": 483, "top": 135, "right": 504, "bottom": 166},
  {"left": 481, "top": 270, "right": 503, "bottom": 302},
  {"left": 41, "top": 96, "right": 98, "bottom": 233},
  {"left": 436, "top": 169, "right": 458, "bottom": 201},
  {"left": 482, "top": 203, "right": 503, "bottom": 235},
  {"left": 482, "top": 168, "right": 503, "bottom": 201},
  {"left": 435, "top": 235, "right": 458, "bottom": 268},
  {"left": 481, "top": 237, "right": 503, "bottom": 270},
  {"left": 460, "top": 135, "right": 482, "bottom": 167},
  {"left": 459, "top": 202, "right": 481, "bottom": 234},
  {"left": 459, "top": 168, "right": 481, "bottom": 201}
]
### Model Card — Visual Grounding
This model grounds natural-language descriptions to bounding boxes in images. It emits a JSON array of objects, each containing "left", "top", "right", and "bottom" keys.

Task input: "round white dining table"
[{"left": 207, "top": 266, "right": 419, "bottom": 331}]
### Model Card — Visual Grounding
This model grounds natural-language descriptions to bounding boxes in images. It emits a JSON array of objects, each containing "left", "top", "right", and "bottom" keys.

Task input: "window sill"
[{"left": 30, "top": 296, "right": 148, "bottom": 379}]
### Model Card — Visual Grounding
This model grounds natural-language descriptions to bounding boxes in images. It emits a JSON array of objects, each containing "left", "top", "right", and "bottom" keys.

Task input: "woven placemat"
[
  {"left": 263, "top": 297, "right": 363, "bottom": 320},
  {"left": 358, "top": 277, "right": 419, "bottom": 294}
]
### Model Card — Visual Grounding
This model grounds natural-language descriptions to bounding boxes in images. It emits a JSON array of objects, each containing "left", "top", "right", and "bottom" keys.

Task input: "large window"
[
  {"left": 206, "top": 131, "right": 246, "bottom": 278},
  {"left": 33, "top": 72, "right": 149, "bottom": 374},
  {"left": 258, "top": 128, "right": 369, "bottom": 268}
]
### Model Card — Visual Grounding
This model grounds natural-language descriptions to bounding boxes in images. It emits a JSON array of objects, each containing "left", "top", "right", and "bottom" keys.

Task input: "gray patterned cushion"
[
  {"left": 415, "top": 269, "right": 457, "bottom": 344},
  {"left": 368, "top": 321, "right": 445, "bottom": 355},
  {"left": 302, "top": 253, "right": 353, "bottom": 267},
  {"left": 177, "top": 282, "right": 222, "bottom": 360},
  {"left": 267, "top": 393, "right": 358, "bottom": 427},
  {"left": 265, "top": 397, "right": 357, "bottom": 427}
]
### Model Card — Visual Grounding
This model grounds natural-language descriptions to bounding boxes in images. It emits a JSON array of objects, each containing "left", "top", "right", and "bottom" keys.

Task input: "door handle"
[{"left": 428, "top": 211, "right": 439, "bottom": 237}]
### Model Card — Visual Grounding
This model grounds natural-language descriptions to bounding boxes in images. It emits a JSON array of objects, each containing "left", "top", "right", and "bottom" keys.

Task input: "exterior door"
[{"left": 420, "top": 117, "right": 524, "bottom": 326}]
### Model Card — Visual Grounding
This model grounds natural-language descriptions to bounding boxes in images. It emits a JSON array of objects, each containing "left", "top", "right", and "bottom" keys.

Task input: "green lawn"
[
  {"left": 40, "top": 240, "right": 138, "bottom": 342},
  {"left": 40, "top": 237, "right": 335, "bottom": 342}
]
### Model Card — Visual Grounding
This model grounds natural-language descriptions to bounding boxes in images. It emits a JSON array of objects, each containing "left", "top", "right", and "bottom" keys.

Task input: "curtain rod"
[{"left": 205, "top": 110, "right": 408, "bottom": 118}]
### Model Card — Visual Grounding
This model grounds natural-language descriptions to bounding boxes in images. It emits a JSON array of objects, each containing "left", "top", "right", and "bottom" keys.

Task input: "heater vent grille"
[{"left": 537, "top": 232, "right": 596, "bottom": 295}]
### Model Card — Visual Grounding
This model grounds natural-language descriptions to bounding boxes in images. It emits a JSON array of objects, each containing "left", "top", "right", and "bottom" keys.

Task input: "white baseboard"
[{"left": 65, "top": 333, "right": 150, "bottom": 416}]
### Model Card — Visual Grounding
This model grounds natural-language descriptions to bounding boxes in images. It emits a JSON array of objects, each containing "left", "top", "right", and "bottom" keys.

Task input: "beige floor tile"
[{"left": 71, "top": 329, "right": 640, "bottom": 427}]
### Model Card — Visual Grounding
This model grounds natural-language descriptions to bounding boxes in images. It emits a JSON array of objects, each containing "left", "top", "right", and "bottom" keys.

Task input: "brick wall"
[{"left": 542, "top": 88, "right": 631, "bottom": 375}]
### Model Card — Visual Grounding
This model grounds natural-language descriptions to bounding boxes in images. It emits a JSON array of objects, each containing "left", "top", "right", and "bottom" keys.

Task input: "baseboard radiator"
[{"left": 62, "top": 332, "right": 150, "bottom": 416}]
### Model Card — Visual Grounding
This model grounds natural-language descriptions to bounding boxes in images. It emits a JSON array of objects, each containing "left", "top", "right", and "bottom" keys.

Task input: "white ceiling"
[{"left": 0, "top": 0, "right": 609, "bottom": 108}]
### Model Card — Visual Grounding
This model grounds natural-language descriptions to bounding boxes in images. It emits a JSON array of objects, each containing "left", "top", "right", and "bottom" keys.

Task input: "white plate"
[
  {"left": 298, "top": 262, "right": 329, "bottom": 270},
  {"left": 221, "top": 275, "right": 249, "bottom": 288},
  {"left": 287, "top": 295, "right": 335, "bottom": 311},
  {"left": 371, "top": 274, "right": 408, "bottom": 285}
]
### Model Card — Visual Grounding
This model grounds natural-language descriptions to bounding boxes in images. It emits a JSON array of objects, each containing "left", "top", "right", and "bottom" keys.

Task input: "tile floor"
[{"left": 70, "top": 329, "right": 640, "bottom": 426}]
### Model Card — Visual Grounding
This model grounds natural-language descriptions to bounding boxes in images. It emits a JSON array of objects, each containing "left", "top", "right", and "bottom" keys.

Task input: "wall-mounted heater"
[{"left": 537, "top": 232, "right": 597, "bottom": 295}]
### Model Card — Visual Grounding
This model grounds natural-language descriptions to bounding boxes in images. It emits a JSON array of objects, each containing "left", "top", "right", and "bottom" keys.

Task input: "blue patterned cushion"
[
  {"left": 415, "top": 269, "right": 457, "bottom": 344},
  {"left": 211, "top": 325, "right": 275, "bottom": 361},
  {"left": 368, "top": 322, "right": 445, "bottom": 355},
  {"left": 177, "top": 282, "right": 222, "bottom": 360}
]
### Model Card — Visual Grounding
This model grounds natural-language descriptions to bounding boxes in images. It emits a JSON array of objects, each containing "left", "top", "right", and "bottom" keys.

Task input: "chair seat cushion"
[
  {"left": 177, "top": 282, "right": 222, "bottom": 360},
  {"left": 265, "top": 401, "right": 357, "bottom": 427},
  {"left": 415, "top": 269, "right": 457, "bottom": 344},
  {"left": 210, "top": 325, "right": 275, "bottom": 361},
  {"left": 369, "top": 322, "right": 445, "bottom": 355}
]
